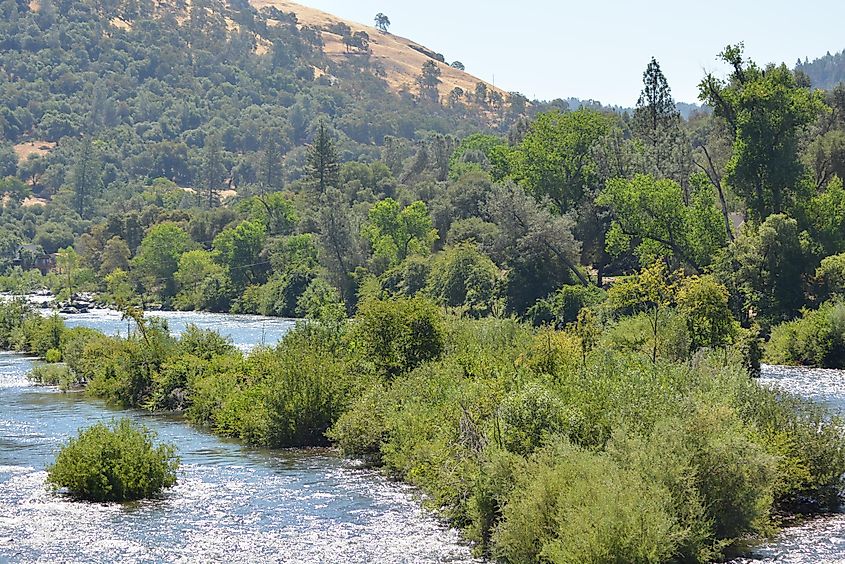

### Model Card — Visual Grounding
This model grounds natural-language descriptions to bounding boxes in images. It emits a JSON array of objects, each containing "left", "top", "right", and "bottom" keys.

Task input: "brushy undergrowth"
[
  {"left": 47, "top": 418, "right": 179, "bottom": 502},
  {"left": 766, "top": 300, "right": 845, "bottom": 368},
  {"left": 3, "top": 298, "right": 844, "bottom": 561}
]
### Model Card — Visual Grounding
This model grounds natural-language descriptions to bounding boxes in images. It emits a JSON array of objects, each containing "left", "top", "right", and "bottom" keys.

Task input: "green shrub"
[
  {"left": 528, "top": 284, "right": 606, "bottom": 326},
  {"left": 328, "top": 382, "right": 392, "bottom": 462},
  {"left": 353, "top": 297, "right": 445, "bottom": 378},
  {"left": 45, "top": 348, "right": 62, "bottom": 363},
  {"left": 492, "top": 441, "right": 680, "bottom": 563},
  {"left": 28, "top": 363, "right": 80, "bottom": 390},
  {"left": 46, "top": 418, "right": 179, "bottom": 502},
  {"left": 766, "top": 301, "right": 845, "bottom": 367},
  {"left": 426, "top": 243, "right": 500, "bottom": 316},
  {"left": 602, "top": 310, "right": 691, "bottom": 362},
  {"left": 737, "top": 382, "right": 845, "bottom": 510},
  {"left": 499, "top": 382, "right": 586, "bottom": 455}
]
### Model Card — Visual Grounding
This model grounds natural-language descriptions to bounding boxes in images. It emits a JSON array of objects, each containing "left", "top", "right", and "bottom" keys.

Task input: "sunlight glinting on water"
[{"left": 0, "top": 312, "right": 479, "bottom": 563}]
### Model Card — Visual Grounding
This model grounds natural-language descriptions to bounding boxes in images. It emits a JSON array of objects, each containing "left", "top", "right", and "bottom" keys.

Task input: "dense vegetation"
[
  {"left": 2, "top": 0, "right": 845, "bottom": 558},
  {"left": 47, "top": 418, "right": 179, "bottom": 502},
  {"left": 4, "top": 294, "right": 844, "bottom": 560},
  {"left": 796, "top": 49, "right": 845, "bottom": 91},
  {"left": 1, "top": 14, "right": 844, "bottom": 369}
]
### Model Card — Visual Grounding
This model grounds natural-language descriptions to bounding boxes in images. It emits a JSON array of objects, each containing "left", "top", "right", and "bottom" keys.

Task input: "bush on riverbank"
[
  {"left": 47, "top": 418, "right": 179, "bottom": 502},
  {"left": 3, "top": 299, "right": 845, "bottom": 560},
  {"left": 27, "top": 363, "right": 81, "bottom": 390},
  {"left": 766, "top": 300, "right": 845, "bottom": 368}
]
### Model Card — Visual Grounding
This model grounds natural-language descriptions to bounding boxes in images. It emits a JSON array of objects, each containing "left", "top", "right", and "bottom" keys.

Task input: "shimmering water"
[
  {"left": 0, "top": 312, "right": 478, "bottom": 563},
  {"left": 736, "top": 365, "right": 845, "bottom": 563}
]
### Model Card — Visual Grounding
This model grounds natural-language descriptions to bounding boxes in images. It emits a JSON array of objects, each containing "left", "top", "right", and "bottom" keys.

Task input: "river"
[
  {"left": 0, "top": 311, "right": 479, "bottom": 563},
  {"left": 734, "top": 365, "right": 845, "bottom": 563}
]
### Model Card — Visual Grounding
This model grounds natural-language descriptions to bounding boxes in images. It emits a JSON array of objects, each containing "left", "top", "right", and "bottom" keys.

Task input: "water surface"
[{"left": 0, "top": 312, "right": 477, "bottom": 563}]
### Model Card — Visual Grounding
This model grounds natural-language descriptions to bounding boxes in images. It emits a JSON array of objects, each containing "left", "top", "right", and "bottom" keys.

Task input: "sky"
[{"left": 298, "top": 0, "right": 845, "bottom": 106}]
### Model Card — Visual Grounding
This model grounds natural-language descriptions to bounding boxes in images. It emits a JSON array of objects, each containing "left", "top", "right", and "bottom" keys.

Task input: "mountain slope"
[
  {"left": 796, "top": 49, "right": 845, "bottom": 90},
  {"left": 253, "top": 1, "right": 507, "bottom": 101}
]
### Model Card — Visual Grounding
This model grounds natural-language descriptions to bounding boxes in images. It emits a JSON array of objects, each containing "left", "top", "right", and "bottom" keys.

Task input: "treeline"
[
  {"left": 2, "top": 4, "right": 845, "bottom": 369},
  {"left": 3, "top": 289, "right": 844, "bottom": 561}
]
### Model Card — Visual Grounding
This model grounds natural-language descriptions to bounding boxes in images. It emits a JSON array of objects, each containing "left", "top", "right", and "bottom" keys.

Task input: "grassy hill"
[
  {"left": 253, "top": 1, "right": 507, "bottom": 102},
  {"left": 0, "top": 0, "right": 528, "bottom": 204}
]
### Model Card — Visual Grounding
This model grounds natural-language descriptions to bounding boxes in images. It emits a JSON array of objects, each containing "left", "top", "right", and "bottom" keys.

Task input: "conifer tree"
[
  {"left": 199, "top": 135, "right": 224, "bottom": 208},
  {"left": 70, "top": 137, "right": 102, "bottom": 218},
  {"left": 306, "top": 120, "right": 340, "bottom": 194}
]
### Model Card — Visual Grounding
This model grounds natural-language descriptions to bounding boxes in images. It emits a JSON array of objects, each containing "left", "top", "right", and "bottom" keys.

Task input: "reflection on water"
[{"left": 0, "top": 313, "right": 478, "bottom": 563}]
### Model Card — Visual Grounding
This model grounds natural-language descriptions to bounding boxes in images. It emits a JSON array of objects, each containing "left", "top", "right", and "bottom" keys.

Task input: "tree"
[
  {"left": 426, "top": 243, "right": 500, "bottom": 316},
  {"left": 676, "top": 275, "right": 736, "bottom": 351},
  {"left": 257, "top": 135, "right": 284, "bottom": 195},
  {"left": 608, "top": 261, "right": 676, "bottom": 363},
  {"left": 363, "top": 198, "right": 438, "bottom": 268},
  {"left": 802, "top": 175, "right": 845, "bottom": 256},
  {"left": 700, "top": 44, "right": 825, "bottom": 220},
  {"left": 351, "top": 31, "right": 370, "bottom": 53},
  {"left": 374, "top": 12, "right": 390, "bottom": 33},
  {"left": 55, "top": 247, "right": 80, "bottom": 299},
  {"left": 451, "top": 61, "right": 465, "bottom": 71},
  {"left": 174, "top": 249, "right": 226, "bottom": 309},
  {"left": 711, "top": 214, "right": 809, "bottom": 325},
  {"left": 69, "top": 137, "right": 102, "bottom": 218},
  {"left": 634, "top": 58, "right": 679, "bottom": 147},
  {"left": 213, "top": 220, "right": 266, "bottom": 289},
  {"left": 199, "top": 135, "right": 225, "bottom": 208},
  {"left": 508, "top": 109, "right": 610, "bottom": 215},
  {"left": 597, "top": 174, "right": 727, "bottom": 272},
  {"left": 99, "top": 236, "right": 131, "bottom": 276},
  {"left": 633, "top": 57, "right": 685, "bottom": 181},
  {"left": 417, "top": 60, "right": 442, "bottom": 103},
  {"left": 316, "top": 189, "right": 362, "bottom": 306},
  {"left": 485, "top": 182, "right": 587, "bottom": 286},
  {"left": 306, "top": 120, "right": 340, "bottom": 194},
  {"left": 131, "top": 223, "right": 192, "bottom": 300}
]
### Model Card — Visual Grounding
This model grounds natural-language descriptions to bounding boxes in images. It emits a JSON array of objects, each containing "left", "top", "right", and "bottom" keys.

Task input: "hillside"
[
  {"left": 796, "top": 49, "right": 845, "bottom": 90},
  {"left": 0, "top": 0, "right": 530, "bottom": 208},
  {"left": 252, "top": 1, "right": 507, "bottom": 101}
]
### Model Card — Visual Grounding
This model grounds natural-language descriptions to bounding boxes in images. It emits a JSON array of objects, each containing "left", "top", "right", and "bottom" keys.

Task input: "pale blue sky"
[{"left": 299, "top": 0, "right": 845, "bottom": 106}]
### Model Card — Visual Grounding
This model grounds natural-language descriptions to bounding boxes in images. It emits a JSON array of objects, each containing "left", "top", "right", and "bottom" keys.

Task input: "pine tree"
[
  {"left": 633, "top": 58, "right": 680, "bottom": 147},
  {"left": 70, "top": 137, "right": 102, "bottom": 218},
  {"left": 633, "top": 58, "right": 684, "bottom": 185},
  {"left": 417, "top": 61, "right": 442, "bottom": 103},
  {"left": 258, "top": 136, "right": 284, "bottom": 195},
  {"left": 199, "top": 135, "right": 224, "bottom": 208},
  {"left": 306, "top": 120, "right": 340, "bottom": 194}
]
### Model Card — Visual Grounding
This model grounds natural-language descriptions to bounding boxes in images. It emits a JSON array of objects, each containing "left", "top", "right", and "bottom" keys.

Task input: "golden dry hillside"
[{"left": 251, "top": 0, "right": 508, "bottom": 102}]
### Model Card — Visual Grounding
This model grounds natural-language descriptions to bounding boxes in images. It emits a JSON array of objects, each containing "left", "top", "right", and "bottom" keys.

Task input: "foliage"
[
  {"left": 363, "top": 199, "right": 437, "bottom": 269},
  {"left": 426, "top": 243, "right": 500, "bottom": 316},
  {"left": 711, "top": 214, "right": 809, "bottom": 325},
  {"left": 700, "top": 44, "right": 825, "bottom": 220},
  {"left": 352, "top": 297, "right": 445, "bottom": 378},
  {"left": 507, "top": 109, "right": 610, "bottom": 214},
  {"left": 766, "top": 300, "right": 845, "bottom": 367},
  {"left": 46, "top": 419, "right": 179, "bottom": 502},
  {"left": 599, "top": 174, "right": 727, "bottom": 271},
  {"left": 676, "top": 275, "right": 737, "bottom": 350}
]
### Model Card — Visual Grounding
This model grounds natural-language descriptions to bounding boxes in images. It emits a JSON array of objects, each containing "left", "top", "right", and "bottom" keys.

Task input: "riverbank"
[
  {"left": 2, "top": 298, "right": 844, "bottom": 562},
  {"left": 0, "top": 351, "right": 479, "bottom": 562}
]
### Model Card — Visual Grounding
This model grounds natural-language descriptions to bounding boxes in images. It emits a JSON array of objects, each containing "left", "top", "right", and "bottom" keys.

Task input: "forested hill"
[
  {"left": 796, "top": 49, "right": 845, "bottom": 90},
  {"left": 0, "top": 0, "right": 525, "bottom": 195}
]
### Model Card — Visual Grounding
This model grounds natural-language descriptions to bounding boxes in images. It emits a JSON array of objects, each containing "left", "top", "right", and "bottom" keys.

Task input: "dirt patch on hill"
[{"left": 14, "top": 141, "right": 56, "bottom": 162}]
